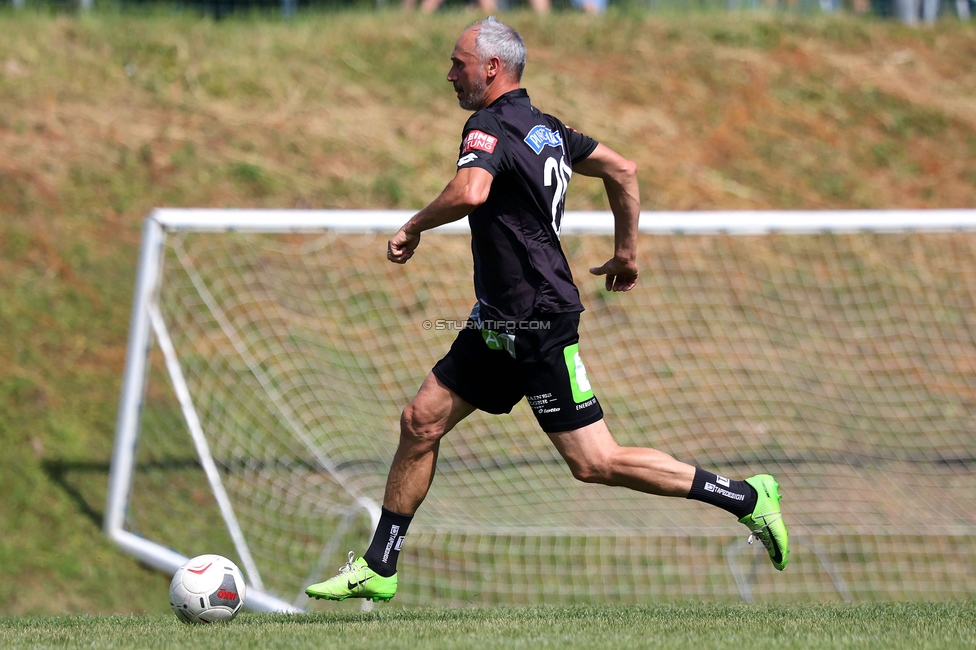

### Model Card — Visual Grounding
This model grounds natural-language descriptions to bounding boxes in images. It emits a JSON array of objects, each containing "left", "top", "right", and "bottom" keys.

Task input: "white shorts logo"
[{"left": 573, "top": 352, "right": 591, "bottom": 393}]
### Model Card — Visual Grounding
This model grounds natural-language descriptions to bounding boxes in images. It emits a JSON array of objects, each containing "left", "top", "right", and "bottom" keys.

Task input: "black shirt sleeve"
[
  {"left": 456, "top": 112, "right": 509, "bottom": 177},
  {"left": 564, "top": 126, "right": 599, "bottom": 164}
]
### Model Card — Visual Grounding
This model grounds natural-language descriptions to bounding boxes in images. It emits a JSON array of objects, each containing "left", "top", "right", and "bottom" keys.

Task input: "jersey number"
[{"left": 544, "top": 156, "right": 573, "bottom": 238}]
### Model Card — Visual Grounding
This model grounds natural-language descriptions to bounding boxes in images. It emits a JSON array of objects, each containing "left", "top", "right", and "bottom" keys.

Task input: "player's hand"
[
  {"left": 387, "top": 228, "right": 421, "bottom": 264},
  {"left": 589, "top": 256, "right": 638, "bottom": 292}
]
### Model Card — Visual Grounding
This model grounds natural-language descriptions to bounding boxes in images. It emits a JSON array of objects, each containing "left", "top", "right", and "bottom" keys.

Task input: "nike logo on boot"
[{"left": 347, "top": 577, "right": 369, "bottom": 591}]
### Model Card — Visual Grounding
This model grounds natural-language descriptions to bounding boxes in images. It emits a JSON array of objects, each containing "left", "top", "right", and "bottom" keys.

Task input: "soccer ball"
[{"left": 169, "top": 554, "right": 246, "bottom": 624}]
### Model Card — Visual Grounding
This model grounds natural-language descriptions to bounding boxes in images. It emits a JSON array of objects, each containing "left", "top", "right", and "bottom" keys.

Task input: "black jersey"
[{"left": 455, "top": 89, "right": 599, "bottom": 323}]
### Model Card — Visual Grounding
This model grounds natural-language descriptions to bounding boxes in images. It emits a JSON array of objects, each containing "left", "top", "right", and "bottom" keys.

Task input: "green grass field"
[{"left": 3, "top": 603, "right": 976, "bottom": 649}]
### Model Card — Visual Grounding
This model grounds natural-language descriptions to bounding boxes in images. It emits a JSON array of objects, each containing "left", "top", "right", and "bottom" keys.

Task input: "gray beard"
[{"left": 458, "top": 77, "right": 488, "bottom": 111}]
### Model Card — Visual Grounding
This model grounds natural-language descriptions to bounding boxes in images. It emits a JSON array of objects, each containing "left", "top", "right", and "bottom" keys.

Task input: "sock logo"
[
  {"left": 716, "top": 476, "right": 730, "bottom": 487},
  {"left": 382, "top": 525, "right": 401, "bottom": 563},
  {"left": 704, "top": 482, "right": 745, "bottom": 501}
]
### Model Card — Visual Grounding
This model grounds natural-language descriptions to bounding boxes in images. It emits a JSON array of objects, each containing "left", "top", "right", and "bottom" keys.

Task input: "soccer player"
[{"left": 306, "top": 17, "right": 789, "bottom": 604}]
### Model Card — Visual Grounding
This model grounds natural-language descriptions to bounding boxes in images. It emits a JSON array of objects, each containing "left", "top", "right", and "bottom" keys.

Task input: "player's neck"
[{"left": 482, "top": 81, "right": 521, "bottom": 108}]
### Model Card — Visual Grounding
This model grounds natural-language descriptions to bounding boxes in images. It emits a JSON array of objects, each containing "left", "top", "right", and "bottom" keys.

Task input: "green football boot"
[
  {"left": 739, "top": 474, "right": 789, "bottom": 571},
  {"left": 305, "top": 552, "right": 398, "bottom": 602}
]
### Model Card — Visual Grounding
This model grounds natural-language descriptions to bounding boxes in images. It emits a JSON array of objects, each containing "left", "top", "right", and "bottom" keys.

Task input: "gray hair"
[{"left": 473, "top": 16, "right": 526, "bottom": 81}]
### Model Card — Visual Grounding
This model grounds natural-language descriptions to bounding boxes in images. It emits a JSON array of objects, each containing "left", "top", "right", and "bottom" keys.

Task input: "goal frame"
[{"left": 104, "top": 207, "right": 976, "bottom": 612}]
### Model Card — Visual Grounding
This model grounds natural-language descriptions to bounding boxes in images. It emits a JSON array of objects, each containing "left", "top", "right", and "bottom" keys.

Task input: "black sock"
[
  {"left": 363, "top": 507, "right": 413, "bottom": 578},
  {"left": 686, "top": 468, "right": 757, "bottom": 519}
]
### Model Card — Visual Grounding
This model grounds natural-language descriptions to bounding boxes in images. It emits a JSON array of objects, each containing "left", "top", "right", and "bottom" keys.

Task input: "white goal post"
[{"left": 105, "top": 208, "right": 976, "bottom": 611}]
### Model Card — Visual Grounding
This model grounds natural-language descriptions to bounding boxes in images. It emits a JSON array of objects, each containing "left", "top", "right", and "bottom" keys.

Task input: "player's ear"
[{"left": 485, "top": 55, "right": 501, "bottom": 80}]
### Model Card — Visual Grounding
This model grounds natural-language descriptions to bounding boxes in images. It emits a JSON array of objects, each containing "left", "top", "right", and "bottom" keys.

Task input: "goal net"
[{"left": 105, "top": 209, "right": 976, "bottom": 610}]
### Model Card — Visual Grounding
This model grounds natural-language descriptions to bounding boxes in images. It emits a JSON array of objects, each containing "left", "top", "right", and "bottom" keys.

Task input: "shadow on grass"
[
  {"left": 41, "top": 456, "right": 213, "bottom": 529},
  {"left": 42, "top": 458, "right": 111, "bottom": 528}
]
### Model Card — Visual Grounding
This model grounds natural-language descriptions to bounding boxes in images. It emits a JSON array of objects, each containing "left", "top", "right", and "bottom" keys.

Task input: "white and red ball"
[{"left": 169, "top": 554, "right": 246, "bottom": 624}]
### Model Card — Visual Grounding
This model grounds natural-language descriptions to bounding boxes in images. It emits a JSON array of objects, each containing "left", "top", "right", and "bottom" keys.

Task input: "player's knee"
[
  {"left": 399, "top": 403, "right": 448, "bottom": 447},
  {"left": 565, "top": 455, "right": 613, "bottom": 485}
]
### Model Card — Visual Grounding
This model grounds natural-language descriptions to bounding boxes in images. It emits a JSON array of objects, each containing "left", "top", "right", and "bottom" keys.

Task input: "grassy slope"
[{"left": 0, "top": 9, "right": 974, "bottom": 615}]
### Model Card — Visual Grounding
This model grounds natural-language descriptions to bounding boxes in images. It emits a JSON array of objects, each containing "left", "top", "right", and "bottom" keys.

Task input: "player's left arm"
[
  {"left": 573, "top": 143, "right": 640, "bottom": 292},
  {"left": 388, "top": 166, "right": 494, "bottom": 264}
]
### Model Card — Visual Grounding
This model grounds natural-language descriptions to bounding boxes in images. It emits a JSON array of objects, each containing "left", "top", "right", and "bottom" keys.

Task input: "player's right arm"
[
  {"left": 388, "top": 166, "right": 494, "bottom": 264},
  {"left": 573, "top": 143, "right": 640, "bottom": 291}
]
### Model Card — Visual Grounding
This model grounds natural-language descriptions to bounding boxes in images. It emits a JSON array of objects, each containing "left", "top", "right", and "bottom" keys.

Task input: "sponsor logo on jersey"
[
  {"left": 523, "top": 124, "right": 563, "bottom": 155},
  {"left": 457, "top": 152, "right": 479, "bottom": 167},
  {"left": 482, "top": 329, "right": 516, "bottom": 359},
  {"left": 463, "top": 130, "right": 498, "bottom": 154}
]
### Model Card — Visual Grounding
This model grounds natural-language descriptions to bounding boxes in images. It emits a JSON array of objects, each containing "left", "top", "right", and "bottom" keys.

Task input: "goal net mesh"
[{"left": 124, "top": 222, "right": 976, "bottom": 607}]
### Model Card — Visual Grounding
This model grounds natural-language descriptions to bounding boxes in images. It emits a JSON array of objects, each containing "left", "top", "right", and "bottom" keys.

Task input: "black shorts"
[{"left": 431, "top": 311, "right": 604, "bottom": 434}]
